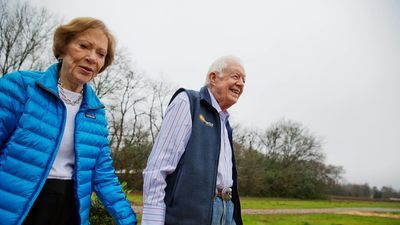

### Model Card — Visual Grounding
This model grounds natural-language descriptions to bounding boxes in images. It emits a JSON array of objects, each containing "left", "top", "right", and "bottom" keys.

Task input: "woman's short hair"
[{"left": 53, "top": 17, "right": 116, "bottom": 73}]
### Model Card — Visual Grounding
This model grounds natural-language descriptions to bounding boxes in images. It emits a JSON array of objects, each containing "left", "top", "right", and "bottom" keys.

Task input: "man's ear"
[{"left": 208, "top": 72, "right": 217, "bottom": 86}]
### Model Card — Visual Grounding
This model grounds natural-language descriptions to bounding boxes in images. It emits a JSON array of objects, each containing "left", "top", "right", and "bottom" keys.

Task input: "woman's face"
[{"left": 59, "top": 28, "right": 108, "bottom": 92}]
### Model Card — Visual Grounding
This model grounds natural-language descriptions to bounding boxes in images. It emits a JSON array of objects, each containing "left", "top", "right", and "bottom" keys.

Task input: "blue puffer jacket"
[{"left": 0, "top": 64, "right": 136, "bottom": 225}]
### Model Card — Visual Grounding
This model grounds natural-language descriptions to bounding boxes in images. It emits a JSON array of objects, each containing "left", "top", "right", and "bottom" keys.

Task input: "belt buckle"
[{"left": 221, "top": 187, "right": 232, "bottom": 201}]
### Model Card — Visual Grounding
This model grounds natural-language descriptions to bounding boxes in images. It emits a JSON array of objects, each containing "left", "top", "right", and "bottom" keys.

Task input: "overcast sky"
[{"left": 28, "top": 0, "right": 400, "bottom": 189}]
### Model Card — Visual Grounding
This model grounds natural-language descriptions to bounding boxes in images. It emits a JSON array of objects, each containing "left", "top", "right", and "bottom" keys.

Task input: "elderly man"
[{"left": 142, "top": 56, "right": 246, "bottom": 225}]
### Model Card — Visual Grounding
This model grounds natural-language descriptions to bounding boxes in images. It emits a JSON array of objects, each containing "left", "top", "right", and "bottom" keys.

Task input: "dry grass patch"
[{"left": 338, "top": 211, "right": 400, "bottom": 219}]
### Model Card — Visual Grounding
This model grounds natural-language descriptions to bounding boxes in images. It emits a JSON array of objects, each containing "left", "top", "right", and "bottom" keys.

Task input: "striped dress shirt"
[{"left": 141, "top": 89, "right": 233, "bottom": 225}]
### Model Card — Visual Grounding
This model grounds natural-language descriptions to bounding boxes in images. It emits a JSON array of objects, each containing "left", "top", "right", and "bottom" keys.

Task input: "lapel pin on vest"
[{"left": 199, "top": 114, "right": 213, "bottom": 127}]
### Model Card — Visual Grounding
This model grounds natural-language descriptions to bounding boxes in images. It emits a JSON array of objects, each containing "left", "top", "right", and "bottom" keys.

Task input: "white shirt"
[
  {"left": 141, "top": 89, "right": 233, "bottom": 225},
  {"left": 48, "top": 87, "right": 81, "bottom": 180}
]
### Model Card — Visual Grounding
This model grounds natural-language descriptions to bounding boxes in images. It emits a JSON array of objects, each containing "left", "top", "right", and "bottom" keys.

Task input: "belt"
[{"left": 216, "top": 187, "right": 232, "bottom": 201}]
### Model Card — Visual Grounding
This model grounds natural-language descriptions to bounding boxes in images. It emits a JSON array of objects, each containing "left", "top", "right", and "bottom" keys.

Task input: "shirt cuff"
[{"left": 141, "top": 205, "right": 165, "bottom": 225}]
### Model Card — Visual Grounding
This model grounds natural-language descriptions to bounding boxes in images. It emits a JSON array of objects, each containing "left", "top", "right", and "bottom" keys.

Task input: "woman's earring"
[{"left": 58, "top": 58, "right": 63, "bottom": 63}]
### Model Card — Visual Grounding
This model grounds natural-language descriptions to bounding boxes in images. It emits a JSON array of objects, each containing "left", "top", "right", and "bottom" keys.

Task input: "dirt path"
[{"left": 338, "top": 211, "right": 400, "bottom": 219}]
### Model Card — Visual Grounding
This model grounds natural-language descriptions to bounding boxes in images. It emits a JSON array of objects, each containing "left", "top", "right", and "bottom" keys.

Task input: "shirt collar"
[{"left": 207, "top": 88, "right": 230, "bottom": 121}]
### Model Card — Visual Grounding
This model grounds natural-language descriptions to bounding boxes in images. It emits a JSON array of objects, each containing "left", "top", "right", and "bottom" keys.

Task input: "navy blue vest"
[{"left": 164, "top": 86, "right": 242, "bottom": 225}]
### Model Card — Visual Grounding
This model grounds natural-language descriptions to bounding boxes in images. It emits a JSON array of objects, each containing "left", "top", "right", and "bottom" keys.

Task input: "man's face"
[{"left": 209, "top": 61, "right": 246, "bottom": 111}]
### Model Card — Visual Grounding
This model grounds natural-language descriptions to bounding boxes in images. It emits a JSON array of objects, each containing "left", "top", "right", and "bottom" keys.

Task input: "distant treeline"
[
  {"left": 112, "top": 119, "right": 400, "bottom": 200},
  {"left": 328, "top": 183, "right": 400, "bottom": 200}
]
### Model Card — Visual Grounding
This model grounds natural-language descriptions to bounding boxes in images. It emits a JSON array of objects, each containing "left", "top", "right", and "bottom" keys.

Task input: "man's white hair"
[{"left": 205, "top": 55, "right": 243, "bottom": 85}]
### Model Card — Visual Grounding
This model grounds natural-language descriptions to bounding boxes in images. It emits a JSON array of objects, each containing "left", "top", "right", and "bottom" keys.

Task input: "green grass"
[
  {"left": 128, "top": 191, "right": 143, "bottom": 205},
  {"left": 135, "top": 214, "right": 399, "bottom": 225},
  {"left": 240, "top": 197, "right": 400, "bottom": 209},
  {"left": 129, "top": 192, "right": 400, "bottom": 209},
  {"left": 242, "top": 214, "right": 400, "bottom": 225},
  {"left": 136, "top": 214, "right": 142, "bottom": 225},
  {"left": 134, "top": 214, "right": 399, "bottom": 225},
  {"left": 129, "top": 192, "right": 400, "bottom": 225}
]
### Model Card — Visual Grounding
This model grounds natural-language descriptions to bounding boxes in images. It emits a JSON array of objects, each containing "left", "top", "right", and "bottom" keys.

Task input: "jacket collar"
[
  {"left": 200, "top": 86, "right": 232, "bottom": 132},
  {"left": 200, "top": 86, "right": 230, "bottom": 115},
  {"left": 199, "top": 85, "right": 213, "bottom": 107},
  {"left": 36, "top": 63, "right": 104, "bottom": 110}
]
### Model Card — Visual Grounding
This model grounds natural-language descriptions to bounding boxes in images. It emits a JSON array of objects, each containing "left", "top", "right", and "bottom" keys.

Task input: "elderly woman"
[{"left": 0, "top": 17, "right": 136, "bottom": 225}]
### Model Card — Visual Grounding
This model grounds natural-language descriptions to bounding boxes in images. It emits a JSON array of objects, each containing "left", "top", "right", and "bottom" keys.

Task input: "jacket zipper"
[{"left": 19, "top": 83, "right": 68, "bottom": 224}]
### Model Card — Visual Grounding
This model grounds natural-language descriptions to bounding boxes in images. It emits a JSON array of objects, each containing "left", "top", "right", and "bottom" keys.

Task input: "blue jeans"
[{"left": 211, "top": 197, "right": 236, "bottom": 225}]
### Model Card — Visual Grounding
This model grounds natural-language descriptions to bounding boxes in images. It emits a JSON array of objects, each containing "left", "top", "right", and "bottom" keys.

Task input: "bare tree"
[
  {"left": 146, "top": 79, "right": 175, "bottom": 144},
  {"left": 0, "top": 1, "right": 59, "bottom": 76},
  {"left": 91, "top": 49, "right": 149, "bottom": 151},
  {"left": 233, "top": 125, "right": 261, "bottom": 152},
  {"left": 91, "top": 50, "right": 157, "bottom": 190},
  {"left": 112, "top": 68, "right": 146, "bottom": 150},
  {"left": 94, "top": 57, "right": 148, "bottom": 151},
  {"left": 233, "top": 127, "right": 267, "bottom": 196},
  {"left": 257, "top": 119, "right": 324, "bottom": 163},
  {"left": 91, "top": 50, "right": 127, "bottom": 100}
]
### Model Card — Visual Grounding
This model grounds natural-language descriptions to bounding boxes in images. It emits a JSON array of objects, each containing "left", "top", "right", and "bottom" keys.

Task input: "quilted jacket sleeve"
[
  {"left": 0, "top": 72, "right": 27, "bottom": 149},
  {"left": 92, "top": 122, "right": 137, "bottom": 225}
]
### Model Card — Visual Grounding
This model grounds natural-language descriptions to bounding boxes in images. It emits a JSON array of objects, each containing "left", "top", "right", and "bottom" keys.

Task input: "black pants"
[{"left": 23, "top": 179, "right": 78, "bottom": 225}]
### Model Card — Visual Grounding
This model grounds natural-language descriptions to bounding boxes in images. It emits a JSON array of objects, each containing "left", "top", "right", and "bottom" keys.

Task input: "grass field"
[
  {"left": 239, "top": 196, "right": 400, "bottom": 209},
  {"left": 129, "top": 192, "right": 400, "bottom": 224},
  {"left": 242, "top": 214, "right": 400, "bottom": 225},
  {"left": 128, "top": 191, "right": 142, "bottom": 205},
  {"left": 135, "top": 213, "right": 400, "bottom": 225},
  {"left": 129, "top": 192, "right": 400, "bottom": 209}
]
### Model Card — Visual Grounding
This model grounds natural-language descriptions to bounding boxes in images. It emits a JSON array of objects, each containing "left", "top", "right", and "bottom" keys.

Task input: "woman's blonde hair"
[{"left": 53, "top": 17, "right": 116, "bottom": 73}]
